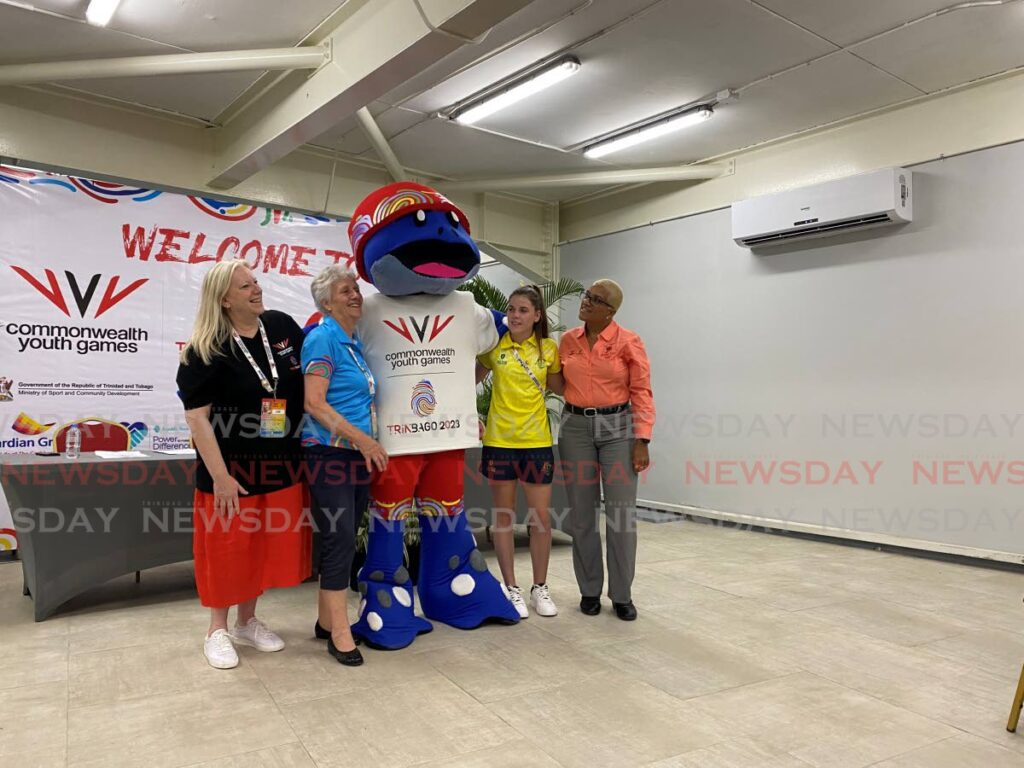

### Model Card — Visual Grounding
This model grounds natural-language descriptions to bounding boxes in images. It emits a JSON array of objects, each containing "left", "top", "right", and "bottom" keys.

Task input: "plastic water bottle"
[{"left": 66, "top": 424, "right": 81, "bottom": 460}]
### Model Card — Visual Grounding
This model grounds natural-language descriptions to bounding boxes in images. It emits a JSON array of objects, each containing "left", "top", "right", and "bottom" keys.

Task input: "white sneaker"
[
  {"left": 530, "top": 583, "right": 558, "bottom": 617},
  {"left": 204, "top": 629, "right": 239, "bottom": 669},
  {"left": 507, "top": 585, "right": 529, "bottom": 619},
  {"left": 230, "top": 617, "right": 285, "bottom": 652}
]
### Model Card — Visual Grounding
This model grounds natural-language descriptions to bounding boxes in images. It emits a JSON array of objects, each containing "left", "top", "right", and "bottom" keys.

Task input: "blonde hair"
[
  {"left": 593, "top": 278, "right": 623, "bottom": 311},
  {"left": 180, "top": 260, "right": 250, "bottom": 365}
]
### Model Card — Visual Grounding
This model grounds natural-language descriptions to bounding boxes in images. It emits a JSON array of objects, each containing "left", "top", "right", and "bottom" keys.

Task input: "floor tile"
[
  {"left": 0, "top": 634, "right": 69, "bottom": 690},
  {"left": 69, "top": 636, "right": 260, "bottom": 708},
  {"left": 281, "top": 671, "right": 519, "bottom": 768},
  {"left": 687, "top": 672, "right": 956, "bottom": 768},
  {"left": 413, "top": 740, "right": 564, "bottom": 767},
  {"left": 644, "top": 737, "right": 813, "bottom": 767},
  {"left": 68, "top": 677, "right": 296, "bottom": 768},
  {"left": 920, "top": 629, "right": 1024, "bottom": 674},
  {"left": 871, "top": 733, "right": 1024, "bottom": 767},
  {"left": 793, "top": 598, "right": 972, "bottom": 647},
  {"left": 879, "top": 666, "right": 1024, "bottom": 756},
  {"left": 587, "top": 625, "right": 797, "bottom": 700},
  {"left": 183, "top": 742, "right": 315, "bottom": 768},
  {"left": 735, "top": 626, "right": 976, "bottom": 700},
  {"left": 0, "top": 681, "right": 68, "bottom": 767},
  {"left": 420, "top": 621, "right": 612, "bottom": 703},
  {"left": 488, "top": 671, "right": 725, "bottom": 768}
]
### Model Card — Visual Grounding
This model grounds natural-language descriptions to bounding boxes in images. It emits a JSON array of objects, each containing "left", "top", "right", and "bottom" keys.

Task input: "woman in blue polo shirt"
[{"left": 303, "top": 265, "right": 387, "bottom": 667}]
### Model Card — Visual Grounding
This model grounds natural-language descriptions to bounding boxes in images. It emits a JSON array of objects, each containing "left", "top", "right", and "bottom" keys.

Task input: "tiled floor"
[{"left": 1, "top": 517, "right": 1023, "bottom": 768}]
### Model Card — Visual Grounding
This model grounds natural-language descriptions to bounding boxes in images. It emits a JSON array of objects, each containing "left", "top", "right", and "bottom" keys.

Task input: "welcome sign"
[{"left": 0, "top": 166, "right": 359, "bottom": 550}]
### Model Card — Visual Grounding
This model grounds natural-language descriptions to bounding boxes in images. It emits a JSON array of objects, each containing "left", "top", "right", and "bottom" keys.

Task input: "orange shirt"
[{"left": 559, "top": 321, "right": 656, "bottom": 440}]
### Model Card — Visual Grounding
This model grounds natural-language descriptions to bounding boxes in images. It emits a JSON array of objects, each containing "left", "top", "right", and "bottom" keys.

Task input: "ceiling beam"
[
  {"left": 355, "top": 107, "right": 406, "bottom": 181},
  {"left": 207, "top": 0, "right": 534, "bottom": 189},
  {"left": 438, "top": 162, "right": 733, "bottom": 192},
  {"left": 0, "top": 47, "right": 328, "bottom": 87}
]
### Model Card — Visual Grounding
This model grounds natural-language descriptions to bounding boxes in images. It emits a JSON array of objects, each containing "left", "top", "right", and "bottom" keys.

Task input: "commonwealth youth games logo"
[{"left": 411, "top": 380, "right": 437, "bottom": 417}]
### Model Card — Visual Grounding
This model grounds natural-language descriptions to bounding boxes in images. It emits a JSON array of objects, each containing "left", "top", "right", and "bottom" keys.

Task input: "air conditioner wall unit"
[{"left": 731, "top": 167, "right": 912, "bottom": 249}]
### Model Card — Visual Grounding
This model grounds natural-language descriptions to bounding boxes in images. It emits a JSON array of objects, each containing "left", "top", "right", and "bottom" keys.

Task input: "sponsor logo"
[
  {"left": 0, "top": 529, "right": 17, "bottom": 551},
  {"left": 0, "top": 376, "right": 13, "bottom": 402},
  {"left": 384, "top": 314, "right": 454, "bottom": 344},
  {"left": 150, "top": 424, "right": 193, "bottom": 451},
  {"left": 12, "top": 412, "right": 54, "bottom": 435},
  {"left": 121, "top": 421, "right": 149, "bottom": 448},
  {"left": 11, "top": 267, "right": 147, "bottom": 319}
]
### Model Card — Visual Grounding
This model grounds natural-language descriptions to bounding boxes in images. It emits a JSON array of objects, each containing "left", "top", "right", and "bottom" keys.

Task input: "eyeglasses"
[{"left": 582, "top": 290, "right": 614, "bottom": 310}]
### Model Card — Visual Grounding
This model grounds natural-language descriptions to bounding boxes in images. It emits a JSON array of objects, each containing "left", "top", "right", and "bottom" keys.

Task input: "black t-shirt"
[{"left": 176, "top": 309, "right": 306, "bottom": 496}]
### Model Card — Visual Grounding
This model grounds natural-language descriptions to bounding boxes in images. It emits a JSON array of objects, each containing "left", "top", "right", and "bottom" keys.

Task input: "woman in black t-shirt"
[{"left": 176, "top": 261, "right": 310, "bottom": 670}]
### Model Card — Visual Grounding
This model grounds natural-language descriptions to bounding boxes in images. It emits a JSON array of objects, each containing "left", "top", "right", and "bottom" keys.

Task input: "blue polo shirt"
[{"left": 300, "top": 316, "right": 376, "bottom": 448}]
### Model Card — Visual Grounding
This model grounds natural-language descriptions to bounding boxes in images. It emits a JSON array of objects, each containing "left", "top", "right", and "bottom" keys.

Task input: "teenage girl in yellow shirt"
[{"left": 476, "top": 285, "right": 563, "bottom": 617}]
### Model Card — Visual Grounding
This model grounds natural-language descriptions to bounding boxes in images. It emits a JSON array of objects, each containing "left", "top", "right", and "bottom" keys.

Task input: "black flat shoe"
[
  {"left": 613, "top": 601, "right": 637, "bottom": 621},
  {"left": 316, "top": 622, "right": 362, "bottom": 646},
  {"left": 328, "top": 637, "right": 364, "bottom": 666},
  {"left": 579, "top": 596, "right": 601, "bottom": 616}
]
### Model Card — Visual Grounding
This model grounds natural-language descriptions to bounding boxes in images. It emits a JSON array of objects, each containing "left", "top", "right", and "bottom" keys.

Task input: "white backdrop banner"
[{"left": 0, "top": 165, "right": 357, "bottom": 550}]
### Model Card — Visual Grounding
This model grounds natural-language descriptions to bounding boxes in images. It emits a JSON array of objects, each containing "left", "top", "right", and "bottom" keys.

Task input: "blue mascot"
[{"left": 347, "top": 182, "right": 519, "bottom": 649}]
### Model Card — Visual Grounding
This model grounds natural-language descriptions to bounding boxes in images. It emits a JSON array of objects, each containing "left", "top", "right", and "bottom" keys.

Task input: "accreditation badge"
[{"left": 260, "top": 398, "right": 288, "bottom": 438}]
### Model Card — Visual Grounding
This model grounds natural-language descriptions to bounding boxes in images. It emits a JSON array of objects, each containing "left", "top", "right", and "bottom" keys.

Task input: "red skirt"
[{"left": 193, "top": 484, "right": 312, "bottom": 608}]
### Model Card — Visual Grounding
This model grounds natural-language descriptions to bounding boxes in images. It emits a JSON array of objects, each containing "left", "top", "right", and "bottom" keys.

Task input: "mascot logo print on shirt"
[
  {"left": 410, "top": 380, "right": 437, "bottom": 417},
  {"left": 347, "top": 181, "right": 520, "bottom": 650}
]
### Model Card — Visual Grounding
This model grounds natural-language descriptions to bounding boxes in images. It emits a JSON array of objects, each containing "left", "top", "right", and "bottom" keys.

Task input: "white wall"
[
  {"left": 561, "top": 141, "right": 1024, "bottom": 563},
  {"left": 560, "top": 69, "right": 1024, "bottom": 245}
]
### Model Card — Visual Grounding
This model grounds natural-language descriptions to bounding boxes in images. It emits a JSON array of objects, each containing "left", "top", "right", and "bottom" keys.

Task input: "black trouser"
[{"left": 305, "top": 445, "right": 370, "bottom": 591}]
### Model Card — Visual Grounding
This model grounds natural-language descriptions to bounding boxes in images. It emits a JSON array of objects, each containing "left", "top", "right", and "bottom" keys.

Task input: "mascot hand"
[{"left": 490, "top": 309, "right": 507, "bottom": 339}]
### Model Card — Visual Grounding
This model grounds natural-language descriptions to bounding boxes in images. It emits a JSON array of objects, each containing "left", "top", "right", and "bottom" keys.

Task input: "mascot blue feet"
[
  {"left": 417, "top": 511, "right": 520, "bottom": 629},
  {"left": 351, "top": 515, "right": 433, "bottom": 651}
]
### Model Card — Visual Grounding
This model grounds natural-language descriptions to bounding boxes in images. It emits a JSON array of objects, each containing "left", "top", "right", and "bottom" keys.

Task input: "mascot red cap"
[{"left": 347, "top": 181, "right": 471, "bottom": 282}]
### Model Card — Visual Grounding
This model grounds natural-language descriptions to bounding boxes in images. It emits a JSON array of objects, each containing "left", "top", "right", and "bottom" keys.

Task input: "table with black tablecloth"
[{"left": 1, "top": 451, "right": 195, "bottom": 621}]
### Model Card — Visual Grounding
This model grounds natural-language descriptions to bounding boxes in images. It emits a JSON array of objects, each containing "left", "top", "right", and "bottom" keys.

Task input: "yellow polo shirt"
[{"left": 479, "top": 333, "right": 561, "bottom": 448}]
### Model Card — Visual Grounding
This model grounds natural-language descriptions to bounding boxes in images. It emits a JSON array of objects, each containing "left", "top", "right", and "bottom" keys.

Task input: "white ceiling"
[{"left": 2, "top": 0, "right": 1024, "bottom": 200}]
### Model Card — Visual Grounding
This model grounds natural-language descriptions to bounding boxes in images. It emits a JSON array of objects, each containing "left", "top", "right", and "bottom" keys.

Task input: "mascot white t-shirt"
[{"left": 359, "top": 291, "right": 497, "bottom": 456}]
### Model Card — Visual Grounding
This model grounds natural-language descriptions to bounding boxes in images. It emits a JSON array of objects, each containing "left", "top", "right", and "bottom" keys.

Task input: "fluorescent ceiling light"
[
  {"left": 584, "top": 106, "right": 713, "bottom": 159},
  {"left": 86, "top": 0, "right": 121, "bottom": 26},
  {"left": 453, "top": 56, "right": 580, "bottom": 125}
]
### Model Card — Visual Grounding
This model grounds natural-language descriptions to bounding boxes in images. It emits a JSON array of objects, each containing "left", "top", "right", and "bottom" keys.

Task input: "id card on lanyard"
[{"left": 232, "top": 320, "right": 286, "bottom": 439}]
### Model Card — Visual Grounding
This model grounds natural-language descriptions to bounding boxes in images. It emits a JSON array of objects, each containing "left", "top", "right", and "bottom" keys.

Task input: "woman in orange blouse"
[{"left": 554, "top": 279, "right": 655, "bottom": 621}]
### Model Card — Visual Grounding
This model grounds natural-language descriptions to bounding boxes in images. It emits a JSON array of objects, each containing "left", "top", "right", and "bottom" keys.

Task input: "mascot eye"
[
  {"left": 448, "top": 211, "right": 460, "bottom": 229},
  {"left": 414, "top": 210, "right": 427, "bottom": 226}
]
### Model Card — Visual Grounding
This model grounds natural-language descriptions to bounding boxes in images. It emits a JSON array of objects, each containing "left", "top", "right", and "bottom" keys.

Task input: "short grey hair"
[{"left": 310, "top": 265, "right": 359, "bottom": 314}]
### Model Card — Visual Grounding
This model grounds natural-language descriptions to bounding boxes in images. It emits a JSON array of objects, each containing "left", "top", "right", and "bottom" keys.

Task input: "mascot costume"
[{"left": 348, "top": 182, "right": 520, "bottom": 650}]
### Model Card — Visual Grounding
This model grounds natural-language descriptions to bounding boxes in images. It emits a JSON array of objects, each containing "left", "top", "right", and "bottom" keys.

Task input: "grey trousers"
[{"left": 558, "top": 409, "right": 638, "bottom": 603}]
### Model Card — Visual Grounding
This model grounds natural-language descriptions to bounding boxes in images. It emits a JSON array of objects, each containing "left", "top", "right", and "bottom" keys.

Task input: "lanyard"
[
  {"left": 232, "top": 320, "right": 278, "bottom": 396},
  {"left": 509, "top": 343, "right": 544, "bottom": 394},
  {"left": 346, "top": 344, "right": 379, "bottom": 439}
]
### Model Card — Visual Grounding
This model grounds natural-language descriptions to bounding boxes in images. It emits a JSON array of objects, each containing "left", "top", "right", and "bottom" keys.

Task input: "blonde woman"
[{"left": 176, "top": 261, "right": 310, "bottom": 669}]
